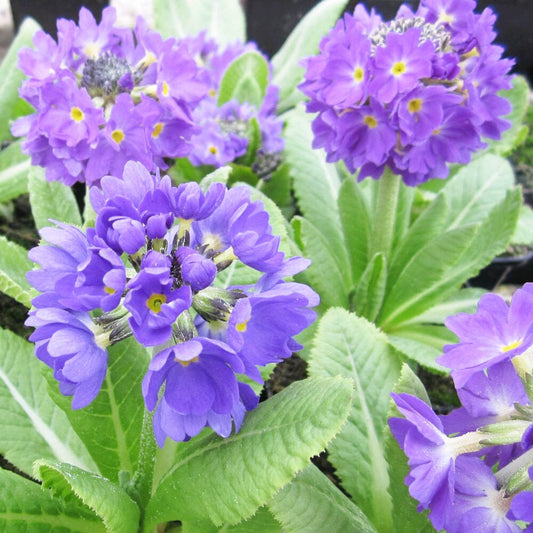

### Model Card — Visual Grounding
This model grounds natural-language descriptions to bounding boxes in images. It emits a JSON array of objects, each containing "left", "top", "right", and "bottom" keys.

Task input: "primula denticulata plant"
[{"left": 0, "top": 0, "right": 532, "bottom": 531}]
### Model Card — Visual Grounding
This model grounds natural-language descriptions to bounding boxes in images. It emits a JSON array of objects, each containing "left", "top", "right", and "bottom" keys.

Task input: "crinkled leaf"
[
  {"left": 379, "top": 225, "right": 478, "bottom": 328},
  {"left": 0, "top": 141, "right": 31, "bottom": 203},
  {"left": 380, "top": 188, "right": 521, "bottom": 328},
  {"left": 153, "top": 0, "right": 245, "bottom": 45},
  {"left": 387, "top": 326, "right": 454, "bottom": 373},
  {"left": 218, "top": 52, "right": 269, "bottom": 108},
  {"left": 34, "top": 460, "right": 140, "bottom": 533},
  {"left": 292, "top": 217, "right": 350, "bottom": 309},
  {"left": 308, "top": 309, "right": 402, "bottom": 532},
  {"left": 0, "top": 18, "right": 39, "bottom": 142},
  {"left": 513, "top": 204, "right": 533, "bottom": 245},
  {"left": 45, "top": 337, "right": 149, "bottom": 482},
  {"left": 284, "top": 107, "right": 348, "bottom": 283},
  {"left": 0, "top": 327, "right": 97, "bottom": 476},
  {"left": 260, "top": 162, "right": 292, "bottom": 207},
  {"left": 236, "top": 117, "right": 261, "bottom": 167},
  {"left": 353, "top": 253, "right": 387, "bottom": 322},
  {"left": 181, "top": 508, "right": 281, "bottom": 533},
  {"left": 199, "top": 165, "right": 232, "bottom": 189},
  {"left": 145, "top": 376, "right": 353, "bottom": 528},
  {"left": 269, "top": 463, "right": 377, "bottom": 533},
  {"left": 338, "top": 175, "right": 372, "bottom": 285},
  {"left": 272, "top": 0, "right": 349, "bottom": 112},
  {"left": 0, "top": 467, "right": 104, "bottom": 532},
  {"left": 28, "top": 166, "right": 82, "bottom": 230},
  {"left": 443, "top": 154, "right": 515, "bottom": 230},
  {"left": 0, "top": 235, "right": 34, "bottom": 307},
  {"left": 385, "top": 365, "right": 434, "bottom": 533}
]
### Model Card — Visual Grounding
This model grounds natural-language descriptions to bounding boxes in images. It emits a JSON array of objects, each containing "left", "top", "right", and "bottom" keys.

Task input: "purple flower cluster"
[
  {"left": 300, "top": 0, "right": 514, "bottom": 185},
  {"left": 389, "top": 284, "right": 533, "bottom": 531},
  {"left": 12, "top": 7, "right": 204, "bottom": 186},
  {"left": 13, "top": 8, "right": 285, "bottom": 186},
  {"left": 181, "top": 32, "right": 285, "bottom": 177},
  {"left": 25, "top": 161, "right": 318, "bottom": 445}
]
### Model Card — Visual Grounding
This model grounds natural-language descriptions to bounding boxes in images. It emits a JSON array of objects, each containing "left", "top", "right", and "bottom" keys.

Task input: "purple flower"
[
  {"left": 300, "top": 0, "right": 514, "bottom": 185},
  {"left": 142, "top": 337, "right": 258, "bottom": 446},
  {"left": 444, "top": 456, "right": 522, "bottom": 533},
  {"left": 389, "top": 392, "right": 481, "bottom": 530},
  {"left": 437, "top": 289, "right": 533, "bottom": 388},
  {"left": 124, "top": 251, "right": 192, "bottom": 347},
  {"left": 173, "top": 181, "right": 225, "bottom": 222},
  {"left": 227, "top": 279, "right": 319, "bottom": 381},
  {"left": 175, "top": 246, "right": 217, "bottom": 292},
  {"left": 508, "top": 466, "right": 533, "bottom": 531},
  {"left": 27, "top": 222, "right": 125, "bottom": 312},
  {"left": 25, "top": 307, "right": 109, "bottom": 409}
]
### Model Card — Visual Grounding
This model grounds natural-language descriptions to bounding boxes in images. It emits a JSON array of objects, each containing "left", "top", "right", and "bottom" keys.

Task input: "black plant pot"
[
  {"left": 10, "top": 0, "right": 108, "bottom": 38},
  {"left": 468, "top": 251, "right": 533, "bottom": 290}
]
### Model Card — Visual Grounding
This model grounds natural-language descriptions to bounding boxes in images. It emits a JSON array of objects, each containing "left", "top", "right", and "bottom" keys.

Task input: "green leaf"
[
  {"left": 404, "top": 287, "right": 485, "bottom": 326},
  {"left": 260, "top": 163, "right": 292, "bottom": 207},
  {"left": 338, "top": 175, "right": 372, "bottom": 285},
  {"left": 34, "top": 460, "right": 140, "bottom": 533},
  {"left": 153, "top": 0, "right": 245, "bottom": 45},
  {"left": 272, "top": 0, "right": 349, "bottom": 112},
  {"left": 218, "top": 52, "right": 269, "bottom": 108},
  {"left": 199, "top": 165, "right": 232, "bottom": 189},
  {"left": 382, "top": 186, "right": 521, "bottom": 330},
  {"left": 292, "top": 217, "right": 350, "bottom": 309},
  {"left": 269, "top": 463, "right": 377, "bottom": 533},
  {"left": 0, "top": 327, "right": 97, "bottom": 476},
  {"left": 513, "top": 203, "right": 533, "bottom": 245},
  {"left": 387, "top": 326, "right": 453, "bottom": 373},
  {"left": 379, "top": 225, "right": 478, "bottom": 328},
  {"left": 284, "top": 107, "right": 350, "bottom": 285},
  {"left": 236, "top": 117, "right": 261, "bottom": 167},
  {"left": 145, "top": 376, "right": 353, "bottom": 529},
  {"left": 0, "top": 141, "right": 31, "bottom": 203},
  {"left": 0, "top": 467, "right": 104, "bottom": 532},
  {"left": 308, "top": 309, "right": 403, "bottom": 532},
  {"left": 0, "top": 235, "right": 34, "bottom": 307},
  {"left": 353, "top": 253, "right": 387, "bottom": 322},
  {"left": 389, "top": 194, "right": 449, "bottom": 284},
  {"left": 0, "top": 18, "right": 40, "bottom": 142},
  {"left": 443, "top": 154, "right": 515, "bottom": 229},
  {"left": 484, "top": 75, "right": 530, "bottom": 156},
  {"left": 45, "top": 337, "right": 149, "bottom": 482},
  {"left": 28, "top": 166, "right": 82, "bottom": 230},
  {"left": 385, "top": 365, "right": 434, "bottom": 533}
]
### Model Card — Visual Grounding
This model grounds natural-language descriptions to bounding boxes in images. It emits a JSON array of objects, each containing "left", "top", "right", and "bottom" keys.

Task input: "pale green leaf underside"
[
  {"left": 34, "top": 460, "right": 140, "bottom": 533},
  {"left": 269, "top": 463, "right": 377, "bottom": 533},
  {"left": 0, "top": 140, "right": 31, "bottom": 203},
  {"left": 145, "top": 376, "right": 353, "bottom": 529},
  {"left": 0, "top": 327, "right": 97, "bottom": 476},
  {"left": 0, "top": 467, "right": 104, "bottom": 532}
]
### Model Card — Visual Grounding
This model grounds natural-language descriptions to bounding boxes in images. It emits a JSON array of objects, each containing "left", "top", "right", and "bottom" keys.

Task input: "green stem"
[
  {"left": 370, "top": 168, "right": 402, "bottom": 260},
  {"left": 132, "top": 407, "right": 157, "bottom": 523}
]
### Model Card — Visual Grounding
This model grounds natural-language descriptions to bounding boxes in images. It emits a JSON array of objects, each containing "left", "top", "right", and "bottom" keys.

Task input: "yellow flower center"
[
  {"left": 104, "top": 286, "right": 116, "bottom": 295},
  {"left": 391, "top": 61, "right": 406, "bottom": 76},
  {"left": 177, "top": 356, "right": 199, "bottom": 367},
  {"left": 152, "top": 122, "right": 164, "bottom": 139},
  {"left": 503, "top": 339, "right": 522, "bottom": 353},
  {"left": 408, "top": 98, "right": 423, "bottom": 114},
  {"left": 363, "top": 115, "right": 378, "bottom": 129},
  {"left": 111, "top": 129, "right": 125, "bottom": 145},
  {"left": 353, "top": 67, "right": 364, "bottom": 82},
  {"left": 208, "top": 88, "right": 217, "bottom": 98},
  {"left": 208, "top": 145, "right": 218, "bottom": 155},
  {"left": 83, "top": 42, "right": 100, "bottom": 58},
  {"left": 236, "top": 320, "right": 249, "bottom": 333},
  {"left": 147, "top": 293, "right": 166, "bottom": 313},
  {"left": 438, "top": 10, "right": 454, "bottom": 24},
  {"left": 70, "top": 107, "right": 84, "bottom": 122},
  {"left": 162, "top": 81, "right": 170, "bottom": 97}
]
